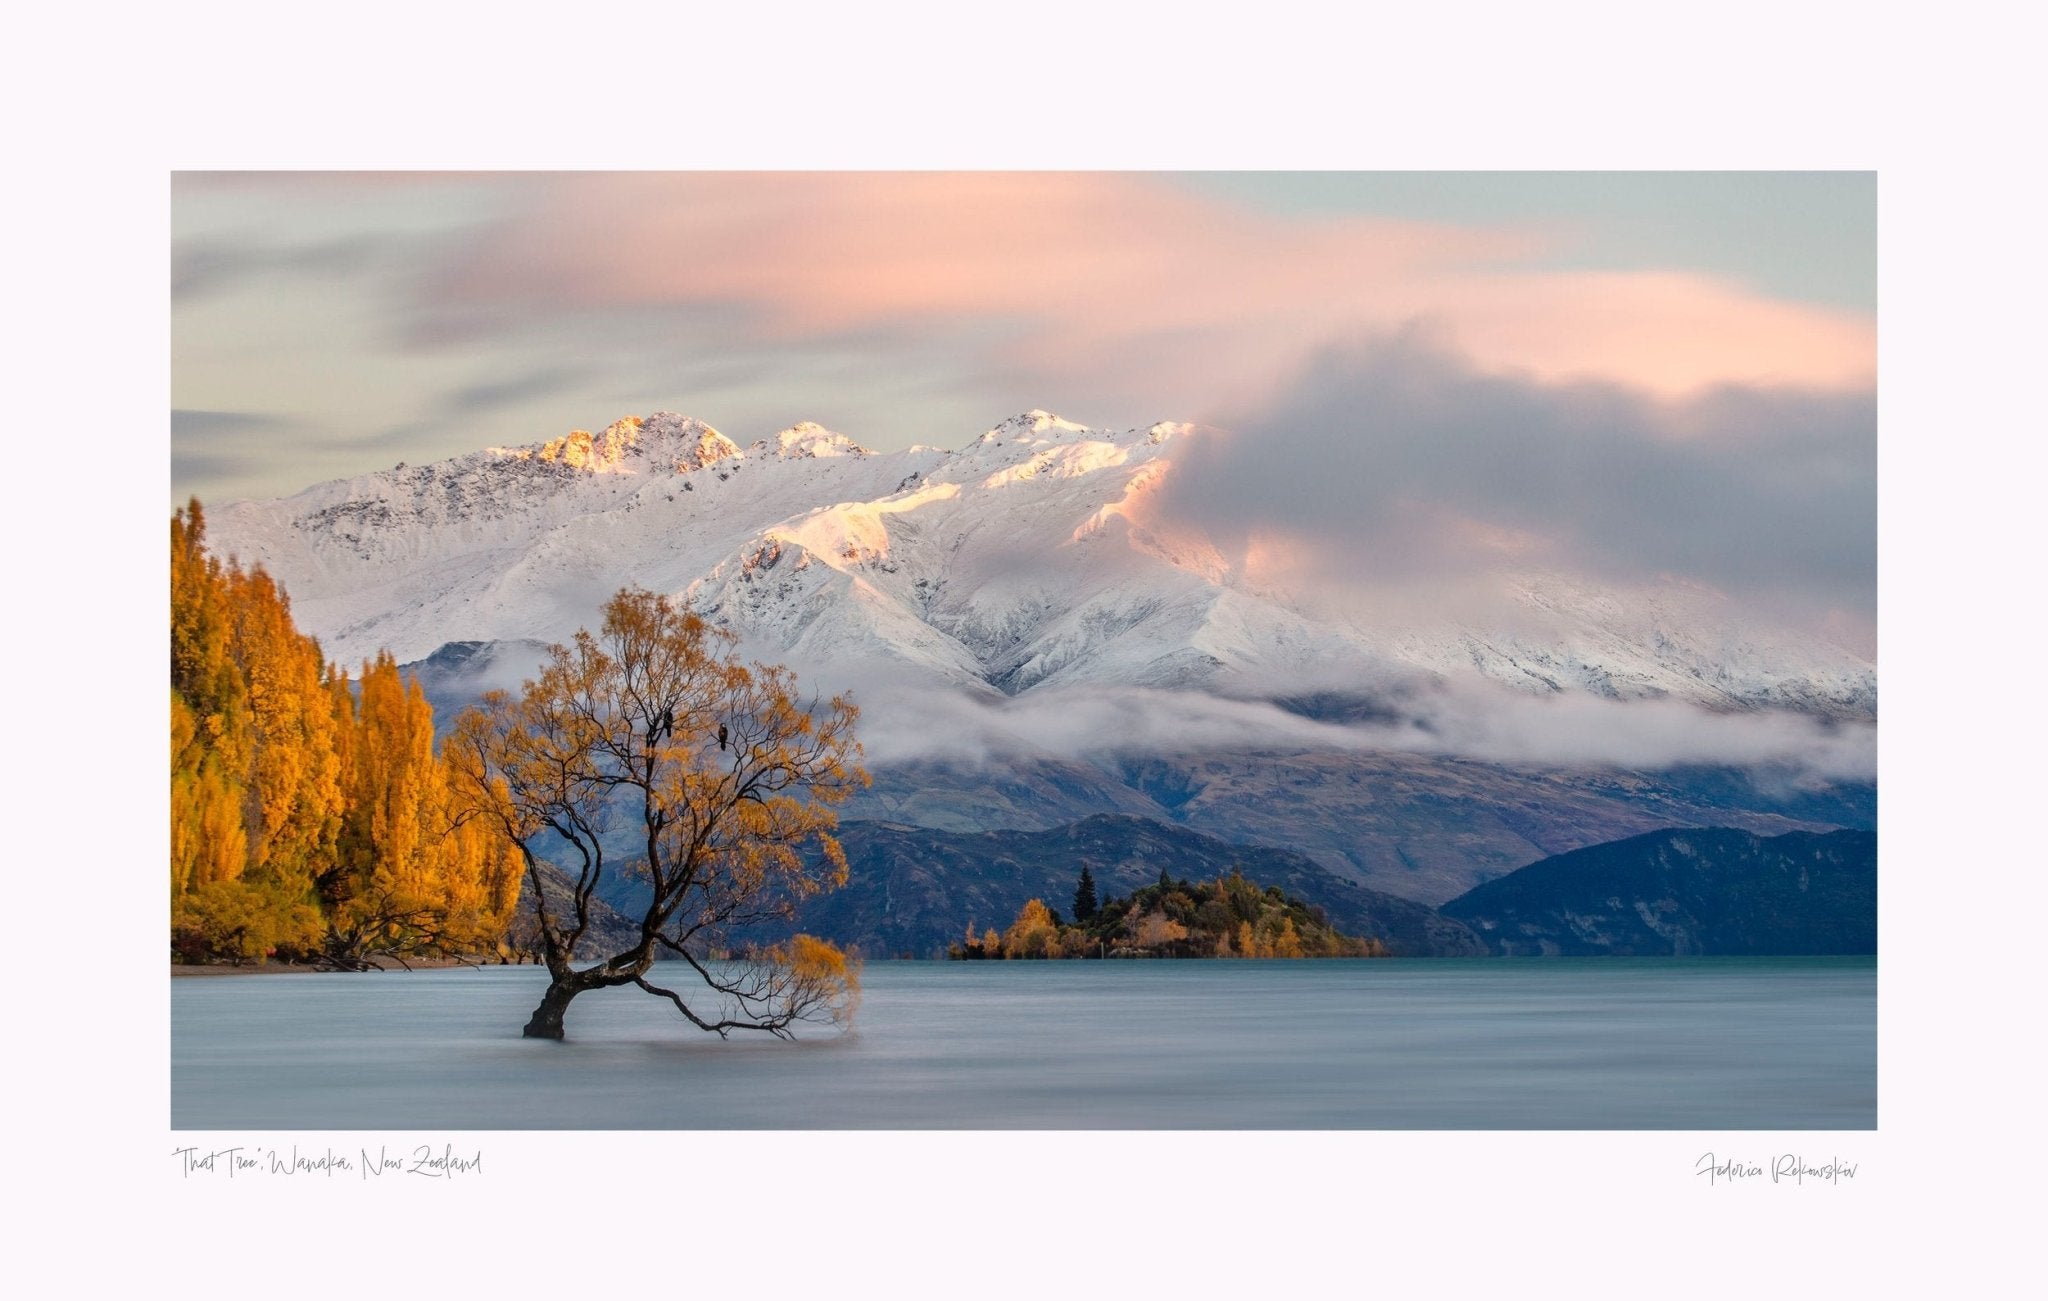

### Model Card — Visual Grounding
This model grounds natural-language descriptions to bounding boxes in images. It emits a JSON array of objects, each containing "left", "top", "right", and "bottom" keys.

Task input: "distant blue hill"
[{"left": 1439, "top": 827, "right": 1876, "bottom": 956}]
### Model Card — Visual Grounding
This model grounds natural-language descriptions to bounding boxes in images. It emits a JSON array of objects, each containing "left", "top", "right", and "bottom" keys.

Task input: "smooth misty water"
[{"left": 172, "top": 958, "right": 1874, "bottom": 1129}]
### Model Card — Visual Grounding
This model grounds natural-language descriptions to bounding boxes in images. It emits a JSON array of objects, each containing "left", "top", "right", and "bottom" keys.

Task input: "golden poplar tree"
[
  {"left": 1270, "top": 915, "right": 1306, "bottom": 959},
  {"left": 229, "top": 566, "right": 344, "bottom": 888},
  {"left": 324, "top": 653, "right": 523, "bottom": 965},
  {"left": 1001, "top": 899, "right": 1060, "bottom": 958}
]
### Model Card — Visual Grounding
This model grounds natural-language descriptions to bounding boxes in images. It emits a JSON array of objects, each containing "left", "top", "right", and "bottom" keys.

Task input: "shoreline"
[
  {"left": 172, "top": 951, "right": 1878, "bottom": 977},
  {"left": 171, "top": 956, "right": 524, "bottom": 977}
]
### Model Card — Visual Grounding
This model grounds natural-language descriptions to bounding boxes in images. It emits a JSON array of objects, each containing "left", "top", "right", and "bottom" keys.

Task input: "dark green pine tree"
[{"left": 1073, "top": 864, "right": 1099, "bottom": 922}]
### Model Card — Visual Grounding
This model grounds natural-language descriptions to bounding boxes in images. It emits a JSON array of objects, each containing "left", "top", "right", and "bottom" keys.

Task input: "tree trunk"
[{"left": 523, "top": 978, "right": 583, "bottom": 1039}]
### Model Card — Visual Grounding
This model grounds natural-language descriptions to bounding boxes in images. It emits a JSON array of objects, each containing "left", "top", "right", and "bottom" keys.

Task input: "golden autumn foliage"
[
  {"left": 446, "top": 587, "right": 868, "bottom": 1039},
  {"left": 1268, "top": 916, "right": 1306, "bottom": 959},
  {"left": 1127, "top": 908, "right": 1191, "bottom": 949},
  {"left": 1236, "top": 919, "right": 1258, "bottom": 958},
  {"left": 322, "top": 653, "right": 523, "bottom": 965},
  {"left": 171, "top": 502, "right": 328, "bottom": 961},
  {"left": 1001, "top": 898, "right": 1061, "bottom": 958},
  {"left": 170, "top": 501, "right": 522, "bottom": 965},
  {"left": 773, "top": 933, "right": 862, "bottom": 1029}
]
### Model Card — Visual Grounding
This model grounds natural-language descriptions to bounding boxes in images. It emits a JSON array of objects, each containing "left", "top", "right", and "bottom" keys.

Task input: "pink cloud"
[{"left": 434, "top": 172, "right": 1873, "bottom": 404}]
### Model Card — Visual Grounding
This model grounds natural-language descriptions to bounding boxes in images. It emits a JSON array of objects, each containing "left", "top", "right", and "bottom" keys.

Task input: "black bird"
[{"left": 718, "top": 723, "right": 728, "bottom": 751}]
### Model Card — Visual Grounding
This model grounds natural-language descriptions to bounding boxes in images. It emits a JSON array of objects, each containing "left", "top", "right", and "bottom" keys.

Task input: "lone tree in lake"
[{"left": 446, "top": 588, "right": 868, "bottom": 1040}]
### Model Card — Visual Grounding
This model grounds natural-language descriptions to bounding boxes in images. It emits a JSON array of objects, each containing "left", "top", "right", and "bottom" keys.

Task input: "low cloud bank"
[
  {"left": 847, "top": 676, "right": 1875, "bottom": 781},
  {"left": 424, "top": 633, "right": 1876, "bottom": 783}
]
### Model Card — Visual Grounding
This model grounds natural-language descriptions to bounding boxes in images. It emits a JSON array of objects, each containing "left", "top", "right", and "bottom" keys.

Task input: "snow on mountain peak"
[
  {"left": 757, "top": 422, "right": 873, "bottom": 459},
  {"left": 200, "top": 406, "right": 1876, "bottom": 722},
  {"left": 979, "top": 410, "right": 1093, "bottom": 443},
  {"left": 492, "top": 412, "right": 738, "bottom": 475}
]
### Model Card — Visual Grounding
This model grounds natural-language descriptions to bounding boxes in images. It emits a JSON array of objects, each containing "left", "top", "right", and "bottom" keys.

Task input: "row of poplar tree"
[{"left": 170, "top": 501, "right": 523, "bottom": 965}]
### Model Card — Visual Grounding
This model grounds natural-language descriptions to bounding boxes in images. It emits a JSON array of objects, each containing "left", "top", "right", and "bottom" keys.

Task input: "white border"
[{"left": 16, "top": 2, "right": 2037, "bottom": 1294}]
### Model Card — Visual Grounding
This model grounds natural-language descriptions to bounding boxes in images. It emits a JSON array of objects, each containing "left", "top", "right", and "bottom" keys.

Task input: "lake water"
[{"left": 172, "top": 958, "right": 1874, "bottom": 1129}]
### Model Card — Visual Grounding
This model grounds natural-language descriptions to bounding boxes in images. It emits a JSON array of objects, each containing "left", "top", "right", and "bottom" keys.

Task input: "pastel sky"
[
  {"left": 172, "top": 172, "right": 1872, "bottom": 489},
  {"left": 172, "top": 171, "right": 1874, "bottom": 640}
]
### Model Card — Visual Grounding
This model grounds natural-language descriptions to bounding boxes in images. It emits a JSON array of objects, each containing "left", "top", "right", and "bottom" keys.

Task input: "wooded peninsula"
[{"left": 949, "top": 867, "right": 1384, "bottom": 959}]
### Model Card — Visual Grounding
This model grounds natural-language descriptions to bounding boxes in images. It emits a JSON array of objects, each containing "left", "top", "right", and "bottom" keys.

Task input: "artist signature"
[{"left": 1696, "top": 1153, "right": 1859, "bottom": 1186}]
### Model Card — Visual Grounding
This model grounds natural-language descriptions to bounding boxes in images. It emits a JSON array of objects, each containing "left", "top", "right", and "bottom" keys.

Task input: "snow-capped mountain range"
[{"left": 205, "top": 410, "right": 1876, "bottom": 718}]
